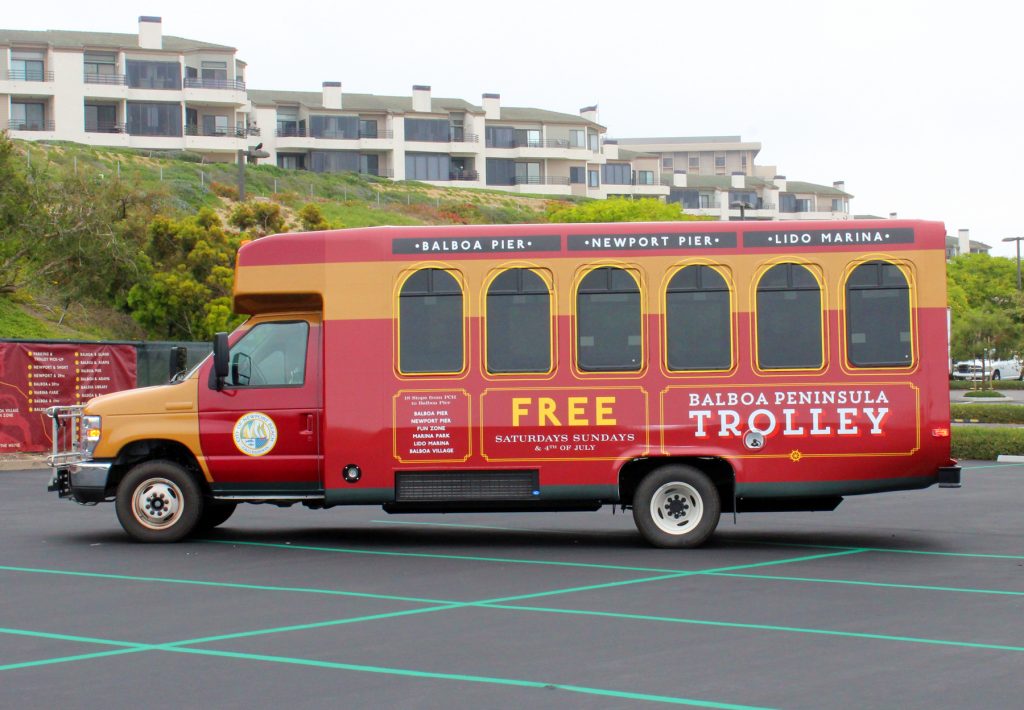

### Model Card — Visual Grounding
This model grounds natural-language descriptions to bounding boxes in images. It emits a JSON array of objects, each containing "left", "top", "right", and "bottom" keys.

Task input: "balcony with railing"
[
  {"left": 276, "top": 126, "right": 395, "bottom": 140},
  {"left": 8, "top": 120, "right": 55, "bottom": 131},
  {"left": 449, "top": 170, "right": 480, "bottom": 181},
  {"left": 487, "top": 138, "right": 573, "bottom": 149},
  {"left": 85, "top": 122, "right": 127, "bottom": 134},
  {"left": 513, "top": 175, "right": 570, "bottom": 186},
  {"left": 185, "top": 124, "right": 248, "bottom": 138},
  {"left": 184, "top": 77, "right": 246, "bottom": 91},
  {"left": 84, "top": 73, "right": 127, "bottom": 85},
  {"left": 4, "top": 69, "right": 54, "bottom": 82}
]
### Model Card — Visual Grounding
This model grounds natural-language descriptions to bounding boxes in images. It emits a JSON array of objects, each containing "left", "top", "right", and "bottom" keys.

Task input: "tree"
[
  {"left": 545, "top": 197, "right": 713, "bottom": 223},
  {"left": 297, "top": 203, "right": 330, "bottom": 231}
]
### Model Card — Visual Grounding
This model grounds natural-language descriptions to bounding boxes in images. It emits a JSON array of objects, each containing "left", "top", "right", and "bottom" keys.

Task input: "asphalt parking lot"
[{"left": 1, "top": 464, "right": 1022, "bottom": 710}]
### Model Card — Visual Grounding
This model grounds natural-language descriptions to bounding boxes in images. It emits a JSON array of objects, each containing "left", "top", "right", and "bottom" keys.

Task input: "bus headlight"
[{"left": 81, "top": 416, "right": 102, "bottom": 457}]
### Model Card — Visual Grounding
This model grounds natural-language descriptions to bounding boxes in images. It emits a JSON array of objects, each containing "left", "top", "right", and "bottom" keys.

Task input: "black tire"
[
  {"left": 115, "top": 460, "right": 204, "bottom": 543},
  {"left": 196, "top": 501, "right": 237, "bottom": 532},
  {"left": 632, "top": 465, "right": 721, "bottom": 549}
]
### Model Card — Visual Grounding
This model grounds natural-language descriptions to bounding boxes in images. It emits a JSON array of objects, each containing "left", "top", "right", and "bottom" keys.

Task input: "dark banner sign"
[
  {"left": 743, "top": 228, "right": 915, "bottom": 248},
  {"left": 569, "top": 232, "right": 737, "bottom": 251},
  {"left": 393, "top": 235, "right": 561, "bottom": 255},
  {"left": 0, "top": 343, "right": 137, "bottom": 453}
]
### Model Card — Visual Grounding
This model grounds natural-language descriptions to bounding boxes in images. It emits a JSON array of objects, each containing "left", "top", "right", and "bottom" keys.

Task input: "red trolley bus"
[{"left": 48, "top": 218, "right": 960, "bottom": 547}]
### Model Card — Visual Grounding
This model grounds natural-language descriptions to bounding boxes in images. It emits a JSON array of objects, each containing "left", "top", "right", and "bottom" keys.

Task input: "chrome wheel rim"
[
  {"left": 650, "top": 481, "right": 703, "bottom": 535},
  {"left": 131, "top": 478, "right": 184, "bottom": 530}
]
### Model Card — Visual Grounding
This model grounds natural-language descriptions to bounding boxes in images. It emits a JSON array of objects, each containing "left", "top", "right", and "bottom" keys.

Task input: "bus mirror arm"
[{"left": 213, "top": 332, "right": 230, "bottom": 390}]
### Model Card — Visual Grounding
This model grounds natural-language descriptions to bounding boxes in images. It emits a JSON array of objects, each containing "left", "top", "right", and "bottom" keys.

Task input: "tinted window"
[
  {"left": 577, "top": 267, "right": 641, "bottom": 371},
  {"left": 756, "top": 263, "right": 822, "bottom": 369},
  {"left": 226, "top": 322, "right": 308, "bottom": 387},
  {"left": 666, "top": 265, "right": 731, "bottom": 370},
  {"left": 487, "top": 269, "right": 551, "bottom": 374},
  {"left": 846, "top": 261, "right": 912, "bottom": 366},
  {"left": 400, "top": 269, "right": 463, "bottom": 374}
]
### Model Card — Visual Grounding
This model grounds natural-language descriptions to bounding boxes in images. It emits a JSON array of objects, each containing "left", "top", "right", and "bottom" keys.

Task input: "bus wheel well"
[
  {"left": 619, "top": 457, "right": 735, "bottom": 513},
  {"left": 110, "top": 440, "right": 207, "bottom": 495}
]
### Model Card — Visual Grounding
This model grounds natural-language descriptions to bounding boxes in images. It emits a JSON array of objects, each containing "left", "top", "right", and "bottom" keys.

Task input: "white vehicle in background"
[{"left": 951, "top": 357, "right": 1023, "bottom": 381}]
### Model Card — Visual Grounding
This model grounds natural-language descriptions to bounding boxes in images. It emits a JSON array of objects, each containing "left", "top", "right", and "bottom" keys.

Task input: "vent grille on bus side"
[{"left": 395, "top": 470, "right": 539, "bottom": 502}]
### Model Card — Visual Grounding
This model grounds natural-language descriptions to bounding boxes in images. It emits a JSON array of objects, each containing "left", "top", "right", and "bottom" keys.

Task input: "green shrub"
[
  {"left": 210, "top": 181, "right": 239, "bottom": 200},
  {"left": 950, "top": 404, "right": 1024, "bottom": 423},
  {"left": 963, "top": 390, "right": 1005, "bottom": 398},
  {"left": 950, "top": 379, "right": 1024, "bottom": 389},
  {"left": 952, "top": 426, "right": 1024, "bottom": 460},
  {"left": 297, "top": 203, "right": 330, "bottom": 231}
]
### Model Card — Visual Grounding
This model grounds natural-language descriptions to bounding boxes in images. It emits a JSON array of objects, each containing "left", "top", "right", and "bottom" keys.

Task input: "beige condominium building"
[
  {"left": 0, "top": 17, "right": 251, "bottom": 161},
  {"left": 614, "top": 136, "right": 852, "bottom": 220},
  {"left": 2, "top": 16, "right": 850, "bottom": 214}
]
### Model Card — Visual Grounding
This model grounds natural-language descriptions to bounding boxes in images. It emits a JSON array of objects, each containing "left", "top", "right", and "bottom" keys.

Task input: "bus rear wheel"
[
  {"left": 115, "top": 460, "right": 203, "bottom": 543},
  {"left": 632, "top": 465, "right": 721, "bottom": 548}
]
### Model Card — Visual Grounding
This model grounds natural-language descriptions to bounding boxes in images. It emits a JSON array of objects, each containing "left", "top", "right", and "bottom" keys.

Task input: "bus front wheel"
[
  {"left": 115, "top": 460, "right": 203, "bottom": 543},
  {"left": 632, "top": 466, "right": 721, "bottom": 548}
]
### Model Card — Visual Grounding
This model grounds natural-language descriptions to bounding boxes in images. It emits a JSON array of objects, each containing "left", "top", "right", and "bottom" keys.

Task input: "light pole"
[{"left": 1002, "top": 237, "right": 1024, "bottom": 291}]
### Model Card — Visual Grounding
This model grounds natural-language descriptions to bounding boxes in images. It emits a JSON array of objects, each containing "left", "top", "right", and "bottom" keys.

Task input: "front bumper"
[{"left": 48, "top": 461, "right": 113, "bottom": 503}]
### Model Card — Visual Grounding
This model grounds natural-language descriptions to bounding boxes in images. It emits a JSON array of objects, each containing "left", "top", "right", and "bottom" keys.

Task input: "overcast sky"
[{"left": 6, "top": 0, "right": 1021, "bottom": 255}]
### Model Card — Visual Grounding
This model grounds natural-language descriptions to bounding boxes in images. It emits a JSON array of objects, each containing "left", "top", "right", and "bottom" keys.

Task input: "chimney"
[
  {"left": 579, "top": 104, "right": 598, "bottom": 123},
  {"left": 731, "top": 171, "right": 745, "bottom": 189},
  {"left": 673, "top": 170, "right": 687, "bottom": 188},
  {"left": 138, "top": 16, "right": 162, "bottom": 49},
  {"left": 482, "top": 93, "right": 500, "bottom": 120},
  {"left": 833, "top": 180, "right": 846, "bottom": 193},
  {"left": 412, "top": 85, "right": 432, "bottom": 113},
  {"left": 958, "top": 228, "right": 971, "bottom": 256},
  {"left": 322, "top": 81, "right": 342, "bottom": 110},
  {"left": 773, "top": 174, "right": 786, "bottom": 192}
]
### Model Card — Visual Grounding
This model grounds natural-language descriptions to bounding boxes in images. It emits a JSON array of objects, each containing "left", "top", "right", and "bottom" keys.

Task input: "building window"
[
  {"left": 688, "top": 155, "right": 700, "bottom": 173},
  {"left": 588, "top": 170, "right": 599, "bottom": 188},
  {"left": 85, "top": 103, "right": 118, "bottom": 132},
  {"left": 486, "top": 126, "right": 515, "bottom": 148},
  {"left": 714, "top": 153, "right": 726, "bottom": 174},
  {"left": 487, "top": 269, "right": 551, "bottom": 374},
  {"left": 741, "top": 155, "right": 748, "bottom": 172},
  {"left": 662, "top": 157, "right": 673, "bottom": 170},
  {"left": 577, "top": 267, "right": 642, "bottom": 372},
  {"left": 10, "top": 50, "right": 45, "bottom": 81},
  {"left": 310, "top": 151, "right": 360, "bottom": 173},
  {"left": 405, "top": 118, "right": 450, "bottom": 142},
  {"left": 10, "top": 102, "right": 46, "bottom": 130},
  {"left": 309, "top": 115, "right": 358, "bottom": 139},
  {"left": 569, "top": 167, "right": 585, "bottom": 184},
  {"left": 570, "top": 129, "right": 585, "bottom": 148},
  {"left": 359, "top": 119, "right": 378, "bottom": 138},
  {"left": 636, "top": 171, "right": 655, "bottom": 185},
  {"left": 277, "top": 153, "right": 306, "bottom": 170},
  {"left": 399, "top": 269, "right": 463, "bottom": 374},
  {"left": 515, "top": 162, "right": 541, "bottom": 184},
  {"left": 201, "top": 61, "right": 227, "bottom": 81},
  {"left": 666, "top": 265, "right": 731, "bottom": 371},
  {"left": 756, "top": 263, "right": 823, "bottom": 370},
  {"left": 406, "top": 153, "right": 451, "bottom": 181},
  {"left": 588, "top": 132, "right": 599, "bottom": 152},
  {"left": 796, "top": 198, "right": 812, "bottom": 212},
  {"left": 832, "top": 198, "right": 846, "bottom": 212},
  {"left": 126, "top": 60, "right": 181, "bottom": 89},
  {"left": 276, "top": 107, "right": 303, "bottom": 137},
  {"left": 83, "top": 52, "right": 116, "bottom": 78},
  {"left": 126, "top": 102, "right": 182, "bottom": 137},
  {"left": 846, "top": 261, "right": 912, "bottom": 367},
  {"left": 602, "top": 163, "right": 631, "bottom": 185}
]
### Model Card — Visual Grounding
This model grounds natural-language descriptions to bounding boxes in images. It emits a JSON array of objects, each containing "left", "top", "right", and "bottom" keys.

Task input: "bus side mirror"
[{"left": 213, "top": 332, "right": 229, "bottom": 390}]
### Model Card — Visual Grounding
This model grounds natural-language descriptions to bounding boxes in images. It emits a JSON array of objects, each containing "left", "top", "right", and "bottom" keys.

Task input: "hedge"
[
  {"left": 950, "top": 380, "right": 1024, "bottom": 390},
  {"left": 950, "top": 404, "right": 1024, "bottom": 424},
  {"left": 951, "top": 426, "right": 1024, "bottom": 460}
]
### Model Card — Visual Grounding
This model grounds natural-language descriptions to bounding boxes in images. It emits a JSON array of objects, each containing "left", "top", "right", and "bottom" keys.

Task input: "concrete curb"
[
  {"left": 0, "top": 456, "right": 49, "bottom": 472},
  {"left": 996, "top": 455, "right": 1024, "bottom": 463}
]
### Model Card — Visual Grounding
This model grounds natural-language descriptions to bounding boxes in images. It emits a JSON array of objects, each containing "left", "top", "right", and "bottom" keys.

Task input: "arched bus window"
[
  {"left": 756, "top": 263, "right": 822, "bottom": 370},
  {"left": 577, "top": 266, "right": 642, "bottom": 372},
  {"left": 666, "top": 265, "right": 731, "bottom": 371},
  {"left": 399, "top": 268, "right": 463, "bottom": 374},
  {"left": 486, "top": 268, "right": 552, "bottom": 374},
  {"left": 846, "top": 260, "right": 912, "bottom": 367}
]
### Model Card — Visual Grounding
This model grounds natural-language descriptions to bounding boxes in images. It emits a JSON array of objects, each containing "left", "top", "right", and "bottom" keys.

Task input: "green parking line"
[
  {"left": 485, "top": 604, "right": 1024, "bottom": 653},
  {"left": 200, "top": 538, "right": 682, "bottom": 573},
  {"left": 0, "top": 647, "right": 147, "bottom": 671},
  {"left": 745, "top": 540, "right": 1024, "bottom": 560},
  {"left": 0, "top": 564, "right": 450, "bottom": 606},
  {"left": 163, "top": 645, "right": 775, "bottom": 710},
  {"left": 711, "top": 572, "right": 1024, "bottom": 597}
]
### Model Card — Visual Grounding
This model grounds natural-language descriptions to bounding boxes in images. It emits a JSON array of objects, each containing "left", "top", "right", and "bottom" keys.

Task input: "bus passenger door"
[{"left": 198, "top": 318, "right": 323, "bottom": 495}]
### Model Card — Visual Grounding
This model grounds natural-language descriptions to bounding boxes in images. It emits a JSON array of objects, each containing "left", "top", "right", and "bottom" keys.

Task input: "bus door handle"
[{"left": 300, "top": 413, "right": 315, "bottom": 436}]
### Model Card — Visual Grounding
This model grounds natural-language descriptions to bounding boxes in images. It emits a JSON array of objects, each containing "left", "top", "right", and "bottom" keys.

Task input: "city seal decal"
[{"left": 232, "top": 412, "right": 277, "bottom": 457}]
